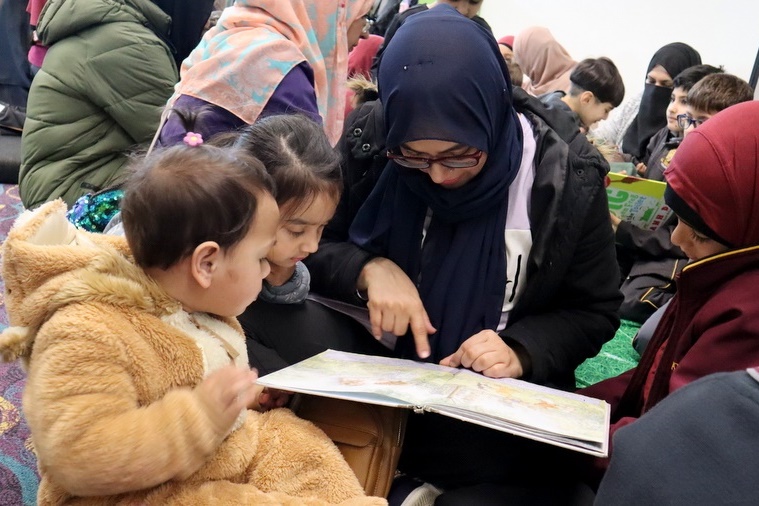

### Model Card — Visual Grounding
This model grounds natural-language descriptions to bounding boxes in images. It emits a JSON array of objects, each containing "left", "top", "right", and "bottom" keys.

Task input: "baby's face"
[{"left": 206, "top": 194, "right": 279, "bottom": 317}]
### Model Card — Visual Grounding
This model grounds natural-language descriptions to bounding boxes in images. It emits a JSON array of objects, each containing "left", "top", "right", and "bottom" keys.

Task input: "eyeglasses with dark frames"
[
  {"left": 677, "top": 113, "right": 707, "bottom": 130},
  {"left": 386, "top": 149, "right": 484, "bottom": 169}
]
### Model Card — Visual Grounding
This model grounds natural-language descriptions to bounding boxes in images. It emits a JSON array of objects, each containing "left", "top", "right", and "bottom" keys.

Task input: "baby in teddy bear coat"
[{"left": 0, "top": 142, "right": 386, "bottom": 505}]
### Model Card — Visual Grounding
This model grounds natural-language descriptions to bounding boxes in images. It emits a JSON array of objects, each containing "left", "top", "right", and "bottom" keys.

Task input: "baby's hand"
[{"left": 195, "top": 365, "right": 259, "bottom": 435}]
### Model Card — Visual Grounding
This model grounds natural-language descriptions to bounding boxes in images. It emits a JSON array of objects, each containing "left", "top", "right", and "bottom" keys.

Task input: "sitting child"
[
  {"left": 583, "top": 101, "right": 759, "bottom": 486},
  {"left": 233, "top": 114, "right": 392, "bottom": 375},
  {"left": 540, "top": 57, "right": 625, "bottom": 133},
  {"left": 0, "top": 138, "right": 385, "bottom": 504},
  {"left": 634, "top": 64, "right": 723, "bottom": 179},
  {"left": 611, "top": 64, "right": 722, "bottom": 324},
  {"left": 678, "top": 72, "right": 754, "bottom": 138},
  {"left": 623, "top": 69, "right": 754, "bottom": 348}
]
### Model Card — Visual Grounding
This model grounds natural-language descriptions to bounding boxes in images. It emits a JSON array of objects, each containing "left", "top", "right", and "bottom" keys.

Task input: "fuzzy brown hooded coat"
[{"left": 0, "top": 201, "right": 386, "bottom": 506}]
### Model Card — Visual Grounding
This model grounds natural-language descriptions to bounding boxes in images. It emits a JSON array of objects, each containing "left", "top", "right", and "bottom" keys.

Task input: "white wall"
[{"left": 480, "top": 0, "right": 758, "bottom": 100}]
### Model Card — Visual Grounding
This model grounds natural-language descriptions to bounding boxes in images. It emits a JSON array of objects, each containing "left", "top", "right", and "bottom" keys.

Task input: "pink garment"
[
  {"left": 27, "top": 0, "right": 46, "bottom": 24},
  {"left": 171, "top": 0, "right": 374, "bottom": 145},
  {"left": 348, "top": 34, "right": 383, "bottom": 79},
  {"left": 28, "top": 45, "right": 47, "bottom": 68},
  {"left": 513, "top": 26, "right": 576, "bottom": 96},
  {"left": 497, "top": 35, "right": 514, "bottom": 49},
  {"left": 27, "top": 0, "right": 49, "bottom": 68}
]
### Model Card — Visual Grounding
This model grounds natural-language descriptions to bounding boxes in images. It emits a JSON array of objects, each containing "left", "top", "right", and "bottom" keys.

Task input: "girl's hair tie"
[{"left": 183, "top": 131, "right": 204, "bottom": 147}]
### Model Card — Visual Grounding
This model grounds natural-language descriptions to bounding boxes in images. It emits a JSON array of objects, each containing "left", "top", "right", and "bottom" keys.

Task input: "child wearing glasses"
[
  {"left": 635, "top": 65, "right": 723, "bottom": 180},
  {"left": 679, "top": 72, "right": 754, "bottom": 138}
]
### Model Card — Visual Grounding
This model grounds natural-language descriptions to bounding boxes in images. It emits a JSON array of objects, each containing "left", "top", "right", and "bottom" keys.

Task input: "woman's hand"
[
  {"left": 358, "top": 257, "right": 435, "bottom": 359},
  {"left": 440, "top": 330, "right": 523, "bottom": 379}
]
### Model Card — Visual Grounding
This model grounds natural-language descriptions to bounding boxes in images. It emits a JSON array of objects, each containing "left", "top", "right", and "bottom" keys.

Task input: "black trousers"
[
  {"left": 398, "top": 413, "right": 595, "bottom": 505},
  {"left": 238, "top": 298, "right": 392, "bottom": 375},
  {"left": 434, "top": 482, "right": 595, "bottom": 506}
]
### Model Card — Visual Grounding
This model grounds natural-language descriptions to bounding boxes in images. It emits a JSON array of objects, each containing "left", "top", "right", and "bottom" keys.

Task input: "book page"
[{"left": 258, "top": 350, "right": 609, "bottom": 454}]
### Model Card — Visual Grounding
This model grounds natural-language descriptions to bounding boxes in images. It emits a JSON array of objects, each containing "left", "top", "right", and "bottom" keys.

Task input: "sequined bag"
[
  {"left": 66, "top": 186, "right": 124, "bottom": 232},
  {"left": 67, "top": 108, "right": 170, "bottom": 232}
]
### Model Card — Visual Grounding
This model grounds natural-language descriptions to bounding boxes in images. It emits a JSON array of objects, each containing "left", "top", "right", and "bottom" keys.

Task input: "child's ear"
[
  {"left": 191, "top": 241, "right": 221, "bottom": 289},
  {"left": 580, "top": 91, "right": 596, "bottom": 105}
]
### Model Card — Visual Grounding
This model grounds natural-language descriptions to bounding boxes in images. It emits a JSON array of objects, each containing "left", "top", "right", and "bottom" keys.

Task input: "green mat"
[{"left": 575, "top": 320, "right": 641, "bottom": 388}]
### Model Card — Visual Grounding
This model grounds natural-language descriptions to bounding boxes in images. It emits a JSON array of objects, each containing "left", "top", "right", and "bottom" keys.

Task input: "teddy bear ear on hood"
[
  {"left": 1, "top": 200, "right": 134, "bottom": 328},
  {"left": 664, "top": 100, "right": 759, "bottom": 250}
]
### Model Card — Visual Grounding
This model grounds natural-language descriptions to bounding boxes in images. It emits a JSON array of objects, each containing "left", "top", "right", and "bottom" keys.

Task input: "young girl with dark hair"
[{"left": 234, "top": 114, "right": 392, "bottom": 374}]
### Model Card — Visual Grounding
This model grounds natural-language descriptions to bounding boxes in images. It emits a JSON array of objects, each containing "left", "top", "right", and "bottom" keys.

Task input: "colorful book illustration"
[
  {"left": 606, "top": 172, "right": 672, "bottom": 230},
  {"left": 258, "top": 350, "right": 610, "bottom": 457}
]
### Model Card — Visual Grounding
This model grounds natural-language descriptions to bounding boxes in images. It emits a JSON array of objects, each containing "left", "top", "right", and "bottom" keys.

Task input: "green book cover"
[{"left": 606, "top": 172, "right": 672, "bottom": 230}]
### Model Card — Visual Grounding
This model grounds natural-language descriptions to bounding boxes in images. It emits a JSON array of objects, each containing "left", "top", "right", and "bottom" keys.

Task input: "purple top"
[{"left": 159, "top": 62, "right": 322, "bottom": 146}]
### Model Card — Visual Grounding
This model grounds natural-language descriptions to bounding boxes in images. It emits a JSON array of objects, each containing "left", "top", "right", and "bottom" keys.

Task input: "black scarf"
[{"left": 622, "top": 42, "right": 701, "bottom": 160}]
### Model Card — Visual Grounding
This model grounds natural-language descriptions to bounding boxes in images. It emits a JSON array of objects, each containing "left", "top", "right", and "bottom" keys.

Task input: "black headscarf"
[
  {"left": 622, "top": 42, "right": 701, "bottom": 160},
  {"left": 348, "top": 5, "right": 523, "bottom": 362},
  {"left": 151, "top": 0, "right": 215, "bottom": 66}
]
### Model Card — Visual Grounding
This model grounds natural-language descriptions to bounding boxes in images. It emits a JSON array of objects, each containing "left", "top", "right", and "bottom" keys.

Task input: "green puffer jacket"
[{"left": 19, "top": 0, "right": 178, "bottom": 208}]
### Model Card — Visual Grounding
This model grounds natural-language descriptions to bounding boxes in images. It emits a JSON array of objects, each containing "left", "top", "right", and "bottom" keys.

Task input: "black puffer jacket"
[{"left": 306, "top": 89, "right": 622, "bottom": 389}]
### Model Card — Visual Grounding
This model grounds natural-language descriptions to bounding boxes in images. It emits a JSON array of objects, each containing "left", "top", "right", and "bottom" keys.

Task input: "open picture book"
[
  {"left": 606, "top": 172, "right": 673, "bottom": 230},
  {"left": 258, "top": 350, "right": 610, "bottom": 457}
]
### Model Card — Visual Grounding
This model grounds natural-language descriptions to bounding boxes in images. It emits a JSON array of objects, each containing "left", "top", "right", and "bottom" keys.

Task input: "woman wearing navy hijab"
[
  {"left": 300, "top": 5, "right": 622, "bottom": 493},
  {"left": 349, "top": 2, "right": 525, "bottom": 367}
]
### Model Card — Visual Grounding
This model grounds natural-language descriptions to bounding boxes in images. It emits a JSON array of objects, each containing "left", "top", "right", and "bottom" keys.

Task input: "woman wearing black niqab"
[{"left": 621, "top": 42, "right": 701, "bottom": 160}]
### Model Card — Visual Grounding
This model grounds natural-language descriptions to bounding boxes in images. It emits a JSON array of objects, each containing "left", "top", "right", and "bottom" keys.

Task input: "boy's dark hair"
[
  {"left": 687, "top": 73, "right": 754, "bottom": 113},
  {"left": 672, "top": 64, "right": 724, "bottom": 92},
  {"left": 121, "top": 143, "right": 275, "bottom": 270},
  {"left": 234, "top": 114, "right": 342, "bottom": 218},
  {"left": 568, "top": 57, "right": 625, "bottom": 107}
]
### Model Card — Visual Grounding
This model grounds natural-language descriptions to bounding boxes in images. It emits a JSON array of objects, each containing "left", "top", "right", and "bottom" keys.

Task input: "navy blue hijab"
[{"left": 349, "top": 5, "right": 523, "bottom": 362}]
